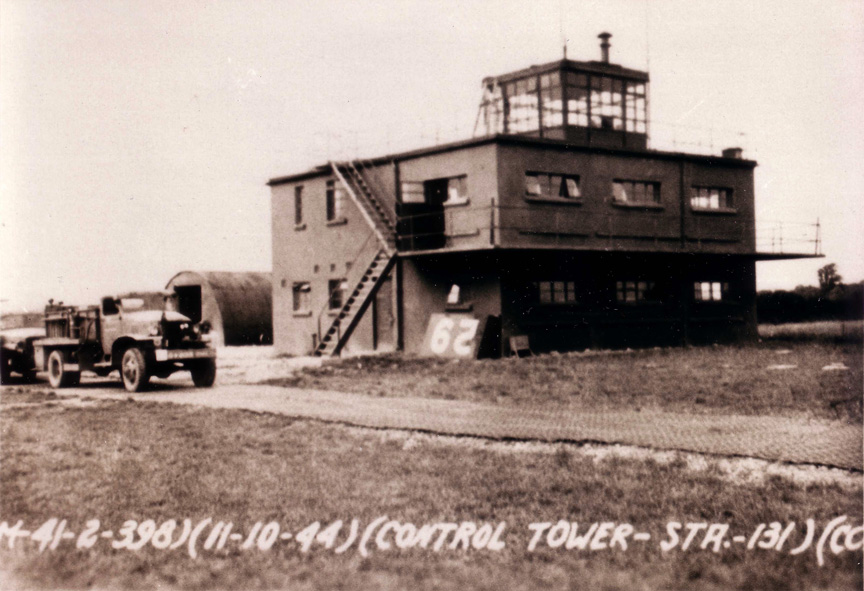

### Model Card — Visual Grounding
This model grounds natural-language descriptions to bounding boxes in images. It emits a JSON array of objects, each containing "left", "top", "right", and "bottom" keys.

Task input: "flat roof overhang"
[
  {"left": 397, "top": 245, "right": 822, "bottom": 261},
  {"left": 266, "top": 134, "right": 756, "bottom": 187}
]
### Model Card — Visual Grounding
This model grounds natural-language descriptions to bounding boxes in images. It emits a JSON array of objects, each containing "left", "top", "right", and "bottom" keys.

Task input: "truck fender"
[{"left": 111, "top": 337, "right": 155, "bottom": 368}]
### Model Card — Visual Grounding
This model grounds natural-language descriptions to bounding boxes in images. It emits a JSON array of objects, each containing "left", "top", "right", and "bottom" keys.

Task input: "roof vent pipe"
[{"left": 598, "top": 32, "right": 612, "bottom": 63}]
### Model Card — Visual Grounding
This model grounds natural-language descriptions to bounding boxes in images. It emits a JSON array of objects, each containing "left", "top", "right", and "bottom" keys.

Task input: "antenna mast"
[{"left": 559, "top": 0, "right": 567, "bottom": 59}]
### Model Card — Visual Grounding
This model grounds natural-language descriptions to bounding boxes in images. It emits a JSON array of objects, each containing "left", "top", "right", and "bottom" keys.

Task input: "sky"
[{"left": 1, "top": 0, "right": 862, "bottom": 312}]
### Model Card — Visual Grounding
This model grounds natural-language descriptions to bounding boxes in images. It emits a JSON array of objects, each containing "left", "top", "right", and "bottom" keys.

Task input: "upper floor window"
[
  {"left": 525, "top": 172, "right": 581, "bottom": 201},
  {"left": 294, "top": 186, "right": 304, "bottom": 226},
  {"left": 691, "top": 187, "right": 733, "bottom": 210},
  {"left": 326, "top": 180, "right": 345, "bottom": 222},
  {"left": 693, "top": 281, "right": 729, "bottom": 302},
  {"left": 292, "top": 282, "right": 311, "bottom": 314},
  {"left": 616, "top": 280, "right": 660, "bottom": 304},
  {"left": 612, "top": 180, "right": 660, "bottom": 206},
  {"left": 445, "top": 176, "right": 468, "bottom": 205},
  {"left": 535, "top": 281, "right": 578, "bottom": 304}
]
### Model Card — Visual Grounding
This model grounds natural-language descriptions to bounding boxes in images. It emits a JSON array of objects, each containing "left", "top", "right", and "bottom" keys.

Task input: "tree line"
[{"left": 757, "top": 264, "right": 863, "bottom": 324}]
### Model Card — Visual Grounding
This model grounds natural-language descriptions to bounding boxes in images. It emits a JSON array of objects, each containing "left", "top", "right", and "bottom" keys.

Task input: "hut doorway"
[{"left": 174, "top": 285, "right": 202, "bottom": 324}]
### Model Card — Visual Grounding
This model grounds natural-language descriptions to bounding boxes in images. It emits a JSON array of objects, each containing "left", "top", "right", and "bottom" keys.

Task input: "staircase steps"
[{"left": 314, "top": 250, "right": 396, "bottom": 357}]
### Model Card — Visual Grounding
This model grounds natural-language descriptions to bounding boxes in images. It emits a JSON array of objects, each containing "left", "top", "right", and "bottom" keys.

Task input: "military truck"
[
  {"left": 0, "top": 327, "right": 44, "bottom": 383},
  {"left": 33, "top": 293, "right": 216, "bottom": 392}
]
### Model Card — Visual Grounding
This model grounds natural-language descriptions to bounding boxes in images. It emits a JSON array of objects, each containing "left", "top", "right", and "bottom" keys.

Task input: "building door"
[
  {"left": 396, "top": 179, "right": 446, "bottom": 250},
  {"left": 374, "top": 276, "right": 395, "bottom": 351}
]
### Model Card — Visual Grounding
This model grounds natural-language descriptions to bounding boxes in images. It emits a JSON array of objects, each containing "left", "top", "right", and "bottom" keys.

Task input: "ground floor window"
[
  {"left": 693, "top": 281, "right": 729, "bottom": 302},
  {"left": 616, "top": 280, "right": 659, "bottom": 303},
  {"left": 292, "top": 282, "right": 311, "bottom": 313},
  {"left": 535, "top": 281, "right": 578, "bottom": 304},
  {"left": 328, "top": 278, "right": 347, "bottom": 310}
]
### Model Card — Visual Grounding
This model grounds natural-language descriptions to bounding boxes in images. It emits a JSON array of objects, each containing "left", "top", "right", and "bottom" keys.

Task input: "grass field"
[
  {"left": 759, "top": 320, "right": 864, "bottom": 342},
  {"left": 265, "top": 342, "right": 863, "bottom": 424},
  {"left": 1, "top": 399, "right": 861, "bottom": 590}
]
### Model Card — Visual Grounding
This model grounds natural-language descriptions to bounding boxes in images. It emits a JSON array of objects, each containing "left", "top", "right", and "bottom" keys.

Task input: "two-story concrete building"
[{"left": 268, "top": 34, "right": 818, "bottom": 358}]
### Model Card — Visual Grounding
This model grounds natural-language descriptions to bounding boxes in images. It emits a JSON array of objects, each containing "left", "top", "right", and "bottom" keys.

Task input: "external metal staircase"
[{"left": 313, "top": 161, "right": 398, "bottom": 357}]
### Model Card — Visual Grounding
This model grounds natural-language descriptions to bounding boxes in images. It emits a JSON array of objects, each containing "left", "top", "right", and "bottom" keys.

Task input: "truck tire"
[
  {"left": 190, "top": 358, "right": 217, "bottom": 388},
  {"left": 121, "top": 348, "right": 150, "bottom": 392},
  {"left": 47, "top": 350, "right": 80, "bottom": 388}
]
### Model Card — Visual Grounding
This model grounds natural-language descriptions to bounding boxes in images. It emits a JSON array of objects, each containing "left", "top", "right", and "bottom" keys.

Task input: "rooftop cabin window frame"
[
  {"left": 524, "top": 171, "right": 582, "bottom": 204},
  {"left": 492, "top": 61, "right": 649, "bottom": 139}
]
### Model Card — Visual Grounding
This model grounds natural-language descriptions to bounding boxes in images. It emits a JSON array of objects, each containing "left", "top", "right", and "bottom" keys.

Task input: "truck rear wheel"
[
  {"left": 121, "top": 348, "right": 150, "bottom": 392},
  {"left": 190, "top": 358, "right": 216, "bottom": 388},
  {"left": 47, "top": 350, "right": 80, "bottom": 388}
]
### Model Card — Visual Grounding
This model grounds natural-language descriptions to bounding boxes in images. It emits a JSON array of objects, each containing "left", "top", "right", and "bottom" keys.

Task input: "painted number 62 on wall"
[{"left": 422, "top": 314, "right": 483, "bottom": 358}]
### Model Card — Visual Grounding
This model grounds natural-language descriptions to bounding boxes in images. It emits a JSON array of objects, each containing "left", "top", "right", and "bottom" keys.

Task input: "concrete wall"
[
  {"left": 498, "top": 250, "right": 757, "bottom": 354},
  {"left": 400, "top": 252, "right": 502, "bottom": 355},
  {"left": 271, "top": 172, "right": 393, "bottom": 356},
  {"left": 397, "top": 144, "right": 498, "bottom": 252},
  {"left": 495, "top": 143, "right": 756, "bottom": 255}
]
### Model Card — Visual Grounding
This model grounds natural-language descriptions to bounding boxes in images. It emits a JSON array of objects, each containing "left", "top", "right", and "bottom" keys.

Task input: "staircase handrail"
[
  {"left": 349, "top": 159, "right": 398, "bottom": 227},
  {"left": 314, "top": 228, "right": 382, "bottom": 343},
  {"left": 330, "top": 161, "right": 394, "bottom": 253}
]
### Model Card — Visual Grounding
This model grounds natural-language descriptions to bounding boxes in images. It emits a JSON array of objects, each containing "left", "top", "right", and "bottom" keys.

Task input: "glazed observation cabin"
[{"left": 476, "top": 35, "right": 649, "bottom": 150}]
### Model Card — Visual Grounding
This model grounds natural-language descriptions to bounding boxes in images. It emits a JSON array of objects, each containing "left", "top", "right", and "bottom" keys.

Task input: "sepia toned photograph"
[{"left": 1, "top": 1, "right": 862, "bottom": 589}]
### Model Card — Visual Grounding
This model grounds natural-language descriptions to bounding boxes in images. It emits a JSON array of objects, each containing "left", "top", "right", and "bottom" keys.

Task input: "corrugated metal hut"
[{"left": 165, "top": 271, "right": 273, "bottom": 347}]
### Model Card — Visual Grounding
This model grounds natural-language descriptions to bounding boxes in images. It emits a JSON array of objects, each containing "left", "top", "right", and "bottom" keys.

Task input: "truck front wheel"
[
  {"left": 47, "top": 350, "right": 80, "bottom": 388},
  {"left": 121, "top": 348, "right": 150, "bottom": 392},
  {"left": 190, "top": 358, "right": 216, "bottom": 388}
]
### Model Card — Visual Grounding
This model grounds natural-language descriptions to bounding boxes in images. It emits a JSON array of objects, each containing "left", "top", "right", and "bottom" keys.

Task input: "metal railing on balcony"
[{"left": 392, "top": 202, "right": 822, "bottom": 256}]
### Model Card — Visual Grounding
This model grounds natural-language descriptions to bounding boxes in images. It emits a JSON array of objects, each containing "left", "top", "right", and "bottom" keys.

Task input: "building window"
[
  {"left": 616, "top": 280, "right": 659, "bottom": 304},
  {"left": 294, "top": 186, "right": 304, "bottom": 225},
  {"left": 292, "top": 282, "right": 311, "bottom": 313},
  {"left": 445, "top": 176, "right": 469, "bottom": 205},
  {"left": 504, "top": 76, "right": 540, "bottom": 133},
  {"left": 612, "top": 180, "right": 660, "bottom": 205},
  {"left": 328, "top": 278, "right": 347, "bottom": 311},
  {"left": 326, "top": 180, "right": 345, "bottom": 222},
  {"left": 540, "top": 71, "right": 563, "bottom": 128},
  {"left": 401, "top": 181, "right": 425, "bottom": 204},
  {"left": 525, "top": 172, "right": 581, "bottom": 200},
  {"left": 590, "top": 75, "right": 624, "bottom": 130},
  {"left": 691, "top": 187, "right": 733, "bottom": 210},
  {"left": 624, "top": 80, "right": 647, "bottom": 133},
  {"left": 535, "top": 281, "right": 578, "bottom": 304},
  {"left": 693, "top": 281, "right": 729, "bottom": 302}
]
